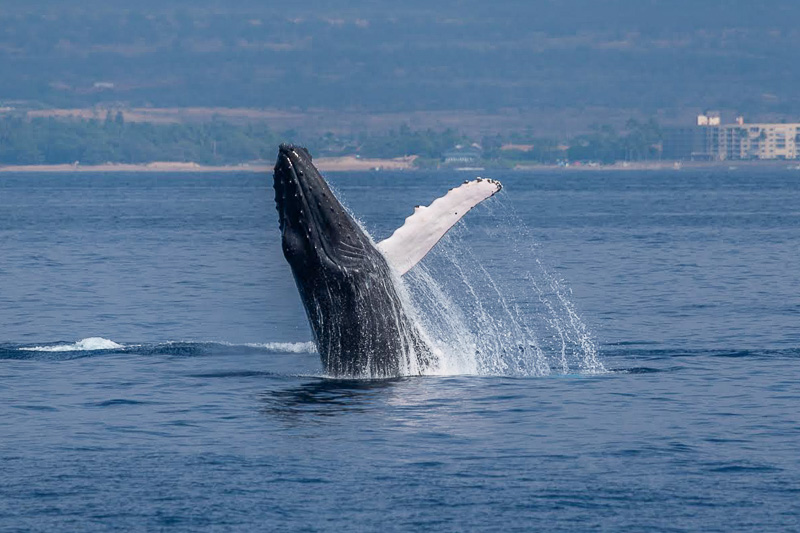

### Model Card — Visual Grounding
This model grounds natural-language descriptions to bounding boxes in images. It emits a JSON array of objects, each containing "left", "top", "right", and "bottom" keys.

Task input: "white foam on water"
[
  {"left": 20, "top": 337, "right": 125, "bottom": 352},
  {"left": 244, "top": 341, "right": 317, "bottom": 354}
]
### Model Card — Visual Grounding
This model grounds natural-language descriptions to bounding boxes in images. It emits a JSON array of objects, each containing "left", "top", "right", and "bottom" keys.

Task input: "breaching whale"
[{"left": 273, "top": 144, "right": 501, "bottom": 378}]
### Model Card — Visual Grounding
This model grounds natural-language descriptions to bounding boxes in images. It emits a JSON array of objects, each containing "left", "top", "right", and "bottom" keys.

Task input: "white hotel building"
[{"left": 697, "top": 113, "right": 800, "bottom": 160}]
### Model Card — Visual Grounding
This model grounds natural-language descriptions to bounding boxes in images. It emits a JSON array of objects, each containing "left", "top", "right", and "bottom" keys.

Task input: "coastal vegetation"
[
  {"left": 0, "top": 114, "right": 282, "bottom": 165},
  {"left": 0, "top": 113, "right": 664, "bottom": 167}
]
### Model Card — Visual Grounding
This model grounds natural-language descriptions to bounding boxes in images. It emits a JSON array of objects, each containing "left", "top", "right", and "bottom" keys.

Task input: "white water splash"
[
  {"left": 399, "top": 196, "right": 604, "bottom": 377},
  {"left": 20, "top": 337, "right": 124, "bottom": 352}
]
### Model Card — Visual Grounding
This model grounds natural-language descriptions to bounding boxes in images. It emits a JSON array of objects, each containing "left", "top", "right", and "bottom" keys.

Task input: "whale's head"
[{"left": 273, "top": 144, "right": 385, "bottom": 282}]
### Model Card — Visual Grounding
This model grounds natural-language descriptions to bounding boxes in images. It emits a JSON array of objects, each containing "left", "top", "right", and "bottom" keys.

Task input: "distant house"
[{"left": 442, "top": 144, "right": 482, "bottom": 165}]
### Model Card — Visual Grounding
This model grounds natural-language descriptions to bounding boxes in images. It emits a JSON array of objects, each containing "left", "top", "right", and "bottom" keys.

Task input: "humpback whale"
[{"left": 273, "top": 144, "right": 501, "bottom": 378}]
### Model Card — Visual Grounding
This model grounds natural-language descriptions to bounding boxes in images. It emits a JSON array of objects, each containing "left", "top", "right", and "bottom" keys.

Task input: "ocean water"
[{"left": 1, "top": 169, "right": 799, "bottom": 531}]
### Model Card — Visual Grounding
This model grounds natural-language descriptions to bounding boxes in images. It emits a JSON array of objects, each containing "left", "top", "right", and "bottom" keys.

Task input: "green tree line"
[
  {"left": 0, "top": 114, "right": 664, "bottom": 166},
  {"left": 0, "top": 114, "right": 286, "bottom": 165}
]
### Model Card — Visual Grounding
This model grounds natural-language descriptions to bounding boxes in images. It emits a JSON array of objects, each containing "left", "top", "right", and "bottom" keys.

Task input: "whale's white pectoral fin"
[{"left": 377, "top": 178, "right": 502, "bottom": 275}]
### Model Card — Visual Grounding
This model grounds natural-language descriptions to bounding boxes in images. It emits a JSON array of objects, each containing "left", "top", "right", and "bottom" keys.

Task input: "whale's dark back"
[
  {"left": 273, "top": 144, "right": 433, "bottom": 377},
  {"left": 298, "top": 256, "right": 433, "bottom": 377}
]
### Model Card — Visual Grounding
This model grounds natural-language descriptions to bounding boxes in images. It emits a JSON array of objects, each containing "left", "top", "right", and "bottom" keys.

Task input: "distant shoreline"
[
  {"left": 0, "top": 156, "right": 417, "bottom": 174},
  {"left": 511, "top": 160, "right": 800, "bottom": 172},
  {"left": 1, "top": 158, "right": 798, "bottom": 174}
]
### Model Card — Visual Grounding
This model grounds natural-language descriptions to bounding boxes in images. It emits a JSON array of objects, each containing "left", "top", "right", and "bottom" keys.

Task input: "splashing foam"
[
  {"left": 395, "top": 197, "right": 604, "bottom": 377},
  {"left": 20, "top": 337, "right": 125, "bottom": 352}
]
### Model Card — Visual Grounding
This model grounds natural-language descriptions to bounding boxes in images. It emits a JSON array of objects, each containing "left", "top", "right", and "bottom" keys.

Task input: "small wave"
[
  {"left": 139, "top": 341, "right": 318, "bottom": 357},
  {"left": 243, "top": 342, "right": 317, "bottom": 354},
  {"left": 18, "top": 337, "right": 124, "bottom": 352},
  {"left": 2, "top": 339, "right": 317, "bottom": 360}
]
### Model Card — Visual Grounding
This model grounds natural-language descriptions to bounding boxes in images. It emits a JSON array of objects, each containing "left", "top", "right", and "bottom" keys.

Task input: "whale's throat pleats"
[{"left": 377, "top": 178, "right": 502, "bottom": 275}]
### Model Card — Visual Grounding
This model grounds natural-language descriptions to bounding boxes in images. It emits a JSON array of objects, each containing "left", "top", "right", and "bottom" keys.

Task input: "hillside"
[{"left": 2, "top": 0, "right": 799, "bottom": 127}]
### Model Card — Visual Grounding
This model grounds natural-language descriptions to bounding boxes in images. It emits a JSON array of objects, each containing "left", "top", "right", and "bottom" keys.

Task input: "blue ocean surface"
[{"left": 1, "top": 169, "right": 799, "bottom": 531}]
